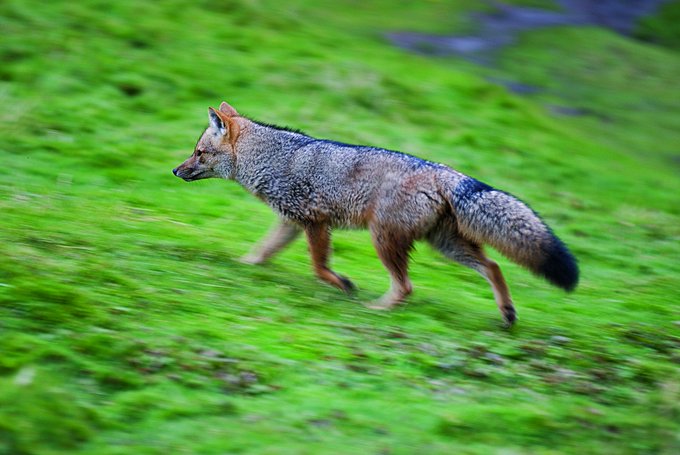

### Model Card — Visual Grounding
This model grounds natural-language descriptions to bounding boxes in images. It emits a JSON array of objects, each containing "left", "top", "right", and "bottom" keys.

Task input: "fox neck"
[{"left": 234, "top": 124, "right": 312, "bottom": 201}]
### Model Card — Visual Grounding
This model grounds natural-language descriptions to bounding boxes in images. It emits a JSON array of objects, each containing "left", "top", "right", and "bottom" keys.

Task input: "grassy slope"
[
  {"left": 635, "top": 0, "right": 680, "bottom": 49},
  {"left": 1, "top": 1, "right": 679, "bottom": 453}
]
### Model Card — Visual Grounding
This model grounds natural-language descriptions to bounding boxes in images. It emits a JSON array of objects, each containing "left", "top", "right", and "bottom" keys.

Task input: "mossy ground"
[{"left": 1, "top": 1, "right": 679, "bottom": 454}]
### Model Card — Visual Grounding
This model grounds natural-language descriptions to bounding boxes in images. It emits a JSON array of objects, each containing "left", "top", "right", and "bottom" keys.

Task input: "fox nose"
[{"left": 172, "top": 167, "right": 178, "bottom": 176}]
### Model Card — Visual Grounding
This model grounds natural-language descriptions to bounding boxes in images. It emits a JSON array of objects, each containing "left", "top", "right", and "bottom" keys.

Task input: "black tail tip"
[{"left": 540, "top": 237, "right": 579, "bottom": 292}]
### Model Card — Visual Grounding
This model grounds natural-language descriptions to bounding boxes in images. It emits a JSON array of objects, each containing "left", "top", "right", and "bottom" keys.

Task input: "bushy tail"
[{"left": 450, "top": 177, "right": 578, "bottom": 291}]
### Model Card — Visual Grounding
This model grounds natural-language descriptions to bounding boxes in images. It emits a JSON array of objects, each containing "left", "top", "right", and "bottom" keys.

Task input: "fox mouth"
[{"left": 181, "top": 170, "right": 209, "bottom": 182}]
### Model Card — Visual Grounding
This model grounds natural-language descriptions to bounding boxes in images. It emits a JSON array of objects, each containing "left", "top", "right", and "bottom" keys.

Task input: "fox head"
[{"left": 173, "top": 102, "right": 242, "bottom": 181}]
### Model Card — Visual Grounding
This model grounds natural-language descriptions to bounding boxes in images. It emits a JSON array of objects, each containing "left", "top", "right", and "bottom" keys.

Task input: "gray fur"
[
  {"left": 233, "top": 123, "right": 451, "bottom": 232},
  {"left": 173, "top": 104, "right": 579, "bottom": 324}
]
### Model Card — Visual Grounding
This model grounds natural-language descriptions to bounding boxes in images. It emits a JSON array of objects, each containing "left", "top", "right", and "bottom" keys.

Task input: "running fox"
[{"left": 173, "top": 102, "right": 578, "bottom": 325}]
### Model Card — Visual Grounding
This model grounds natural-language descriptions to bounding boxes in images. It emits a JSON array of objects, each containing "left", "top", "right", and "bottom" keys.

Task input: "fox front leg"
[
  {"left": 240, "top": 219, "right": 301, "bottom": 265},
  {"left": 305, "top": 223, "right": 355, "bottom": 294}
]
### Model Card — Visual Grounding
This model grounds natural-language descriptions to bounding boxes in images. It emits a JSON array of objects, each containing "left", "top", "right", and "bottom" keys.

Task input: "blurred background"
[{"left": 1, "top": 1, "right": 679, "bottom": 453}]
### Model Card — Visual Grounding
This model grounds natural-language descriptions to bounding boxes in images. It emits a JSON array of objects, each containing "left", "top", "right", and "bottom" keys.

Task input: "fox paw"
[
  {"left": 364, "top": 297, "right": 399, "bottom": 311},
  {"left": 365, "top": 301, "right": 394, "bottom": 311},
  {"left": 338, "top": 276, "right": 356, "bottom": 295},
  {"left": 502, "top": 306, "right": 517, "bottom": 328},
  {"left": 239, "top": 254, "right": 265, "bottom": 265}
]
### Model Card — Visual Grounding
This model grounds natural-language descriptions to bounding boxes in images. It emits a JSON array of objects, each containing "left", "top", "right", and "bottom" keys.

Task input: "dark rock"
[
  {"left": 387, "top": 0, "right": 671, "bottom": 62},
  {"left": 548, "top": 105, "right": 592, "bottom": 117},
  {"left": 549, "top": 335, "right": 573, "bottom": 345}
]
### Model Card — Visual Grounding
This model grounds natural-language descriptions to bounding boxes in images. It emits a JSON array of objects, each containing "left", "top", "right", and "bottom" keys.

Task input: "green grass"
[
  {"left": 1, "top": 1, "right": 679, "bottom": 453},
  {"left": 634, "top": 0, "right": 680, "bottom": 49}
]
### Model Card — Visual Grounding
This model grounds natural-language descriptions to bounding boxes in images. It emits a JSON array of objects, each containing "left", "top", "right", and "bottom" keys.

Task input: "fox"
[{"left": 173, "top": 101, "right": 578, "bottom": 326}]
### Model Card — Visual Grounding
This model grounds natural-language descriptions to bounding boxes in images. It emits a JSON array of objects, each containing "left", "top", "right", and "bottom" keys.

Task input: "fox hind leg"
[
  {"left": 305, "top": 223, "right": 355, "bottom": 293},
  {"left": 428, "top": 228, "right": 517, "bottom": 326},
  {"left": 368, "top": 226, "right": 414, "bottom": 310},
  {"left": 481, "top": 258, "right": 517, "bottom": 326},
  {"left": 240, "top": 219, "right": 301, "bottom": 265}
]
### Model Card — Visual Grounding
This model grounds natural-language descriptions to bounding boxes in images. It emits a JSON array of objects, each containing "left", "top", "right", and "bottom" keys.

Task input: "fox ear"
[
  {"left": 219, "top": 101, "right": 239, "bottom": 117},
  {"left": 208, "top": 107, "right": 227, "bottom": 136}
]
